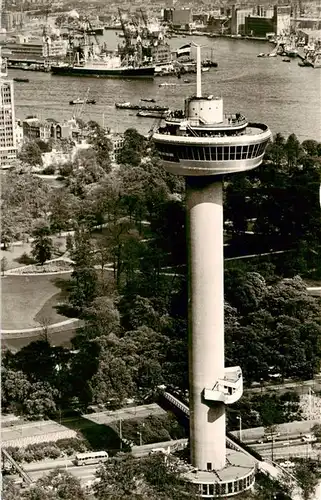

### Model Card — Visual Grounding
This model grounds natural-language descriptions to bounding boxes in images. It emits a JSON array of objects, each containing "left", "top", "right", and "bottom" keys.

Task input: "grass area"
[
  {"left": 109, "top": 414, "right": 187, "bottom": 447},
  {"left": 60, "top": 416, "right": 123, "bottom": 455},
  {"left": 0, "top": 235, "right": 67, "bottom": 271},
  {"left": 1, "top": 273, "right": 72, "bottom": 330}
]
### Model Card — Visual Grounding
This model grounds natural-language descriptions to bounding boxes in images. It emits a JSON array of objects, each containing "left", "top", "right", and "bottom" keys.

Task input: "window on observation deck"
[
  {"left": 205, "top": 147, "right": 211, "bottom": 160},
  {"left": 253, "top": 143, "right": 260, "bottom": 157},
  {"left": 229, "top": 146, "right": 236, "bottom": 160},
  {"left": 210, "top": 147, "right": 217, "bottom": 160},
  {"left": 236, "top": 146, "right": 242, "bottom": 160},
  {"left": 217, "top": 146, "right": 223, "bottom": 160},
  {"left": 241, "top": 146, "right": 249, "bottom": 159},
  {"left": 248, "top": 144, "right": 255, "bottom": 157},
  {"left": 198, "top": 147, "right": 205, "bottom": 161}
]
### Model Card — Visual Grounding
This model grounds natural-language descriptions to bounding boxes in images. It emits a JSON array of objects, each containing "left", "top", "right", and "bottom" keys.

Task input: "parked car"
[
  {"left": 301, "top": 434, "right": 317, "bottom": 443},
  {"left": 279, "top": 460, "right": 295, "bottom": 468}
]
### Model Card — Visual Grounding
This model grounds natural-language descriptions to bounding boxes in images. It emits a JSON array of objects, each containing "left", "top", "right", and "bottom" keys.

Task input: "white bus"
[{"left": 74, "top": 451, "right": 108, "bottom": 466}]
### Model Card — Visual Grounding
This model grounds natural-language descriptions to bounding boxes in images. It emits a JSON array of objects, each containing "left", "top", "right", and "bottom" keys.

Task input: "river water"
[{"left": 9, "top": 32, "right": 321, "bottom": 141}]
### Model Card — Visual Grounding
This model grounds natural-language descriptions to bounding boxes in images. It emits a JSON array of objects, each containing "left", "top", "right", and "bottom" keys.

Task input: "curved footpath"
[{"left": 2, "top": 318, "right": 79, "bottom": 337}]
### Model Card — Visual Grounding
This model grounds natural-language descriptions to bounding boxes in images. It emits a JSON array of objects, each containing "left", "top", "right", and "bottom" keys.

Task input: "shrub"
[
  {"left": 42, "top": 165, "right": 56, "bottom": 175},
  {"left": 16, "top": 252, "right": 36, "bottom": 265},
  {"left": 42, "top": 446, "right": 61, "bottom": 459}
]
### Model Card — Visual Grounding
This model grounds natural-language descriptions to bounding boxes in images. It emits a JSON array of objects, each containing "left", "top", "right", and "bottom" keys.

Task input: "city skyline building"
[
  {"left": 152, "top": 44, "right": 271, "bottom": 497},
  {"left": 0, "top": 49, "right": 17, "bottom": 168}
]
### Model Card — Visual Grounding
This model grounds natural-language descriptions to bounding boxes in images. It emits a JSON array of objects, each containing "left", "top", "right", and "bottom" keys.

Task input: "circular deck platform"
[{"left": 184, "top": 450, "right": 256, "bottom": 498}]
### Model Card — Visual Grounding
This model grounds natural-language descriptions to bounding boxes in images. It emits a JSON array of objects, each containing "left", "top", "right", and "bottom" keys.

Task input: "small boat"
[
  {"left": 159, "top": 82, "right": 177, "bottom": 87},
  {"left": 86, "top": 99, "right": 96, "bottom": 104},
  {"left": 202, "top": 60, "right": 218, "bottom": 68},
  {"left": 13, "top": 77, "right": 29, "bottom": 82},
  {"left": 257, "top": 53, "right": 267, "bottom": 58},
  {"left": 268, "top": 52, "right": 277, "bottom": 57},
  {"left": 298, "top": 59, "right": 313, "bottom": 67},
  {"left": 282, "top": 58, "right": 291, "bottom": 62},
  {"left": 201, "top": 67, "right": 210, "bottom": 72},
  {"left": 184, "top": 79, "right": 191, "bottom": 83},
  {"left": 69, "top": 98, "right": 84, "bottom": 105},
  {"left": 141, "top": 98, "right": 156, "bottom": 103},
  {"left": 137, "top": 110, "right": 169, "bottom": 118}
]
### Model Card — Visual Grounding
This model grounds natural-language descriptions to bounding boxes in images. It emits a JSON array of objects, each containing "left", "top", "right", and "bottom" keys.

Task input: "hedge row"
[{"left": 5, "top": 437, "right": 91, "bottom": 463}]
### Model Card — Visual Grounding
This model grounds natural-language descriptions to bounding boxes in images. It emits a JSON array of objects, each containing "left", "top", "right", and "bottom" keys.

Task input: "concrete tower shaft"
[{"left": 187, "top": 177, "right": 225, "bottom": 471}]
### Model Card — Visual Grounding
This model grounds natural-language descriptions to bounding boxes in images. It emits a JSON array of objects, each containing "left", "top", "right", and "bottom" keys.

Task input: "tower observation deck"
[{"left": 152, "top": 44, "right": 272, "bottom": 498}]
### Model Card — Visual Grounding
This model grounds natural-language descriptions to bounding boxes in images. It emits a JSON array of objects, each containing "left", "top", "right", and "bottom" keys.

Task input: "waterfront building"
[
  {"left": 2, "top": 41, "right": 43, "bottom": 61},
  {"left": 230, "top": 6, "right": 253, "bottom": 36},
  {"left": 0, "top": 51, "right": 17, "bottom": 167},
  {"left": 22, "top": 117, "right": 51, "bottom": 141},
  {"left": 15, "top": 121, "right": 24, "bottom": 151},
  {"left": 245, "top": 14, "right": 275, "bottom": 38},
  {"left": 22, "top": 117, "right": 81, "bottom": 142},
  {"left": 292, "top": 17, "right": 321, "bottom": 30},
  {"left": 107, "top": 132, "right": 124, "bottom": 163},
  {"left": 42, "top": 37, "right": 68, "bottom": 58},
  {"left": 172, "top": 8, "right": 193, "bottom": 28},
  {"left": 274, "top": 5, "right": 291, "bottom": 36},
  {"left": 152, "top": 44, "right": 271, "bottom": 498},
  {"left": 1, "top": 11, "right": 24, "bottom": 32}
]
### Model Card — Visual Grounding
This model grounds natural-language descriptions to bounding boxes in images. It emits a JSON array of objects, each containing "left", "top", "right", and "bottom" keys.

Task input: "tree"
[
  {"left": 285, "top": 133, "right": 302, "bottom": 168},
  {"left": 2, "top": 478, "right": 23, "bottom": 500},
  {"left": 90, "top": 347, "right": 135, "bottom": 407},
  {"left": 294, "top": 461, "right": 319, "bottom": 500},
  {"left": 1, "top": 368, "right": 31, "bottom": 414},
  {"left": 31, "top": 225, "right": 53, "bottom": 265},
  {"left": 19, "top": 141, "right": 43, "bottom": 166},
  {"left": 301, "top": 139, "right": 320, "bottom": 157},
  {"left": 86, "top": 121, "right": 112, "bottom": 172},
  {"left": 49, "top": 189, "right": 77, "bottom": 234},
  {"left": 23, "top": 382, "right": 57, "bottom": 419},
  {"left": 94, "top": 454, "right": 199, "bottom": 500},
  {"left": 1, "top": 256, "right": 8, "bottom": 275},
  {"left": 68, "top": 228, "right": 98, "bottom": 311},
  {"left": 83, "top": 296, "right": 120, "bottom": 338},
  {"left": 117, "top": 128, "right": 147, "bottom": 167},
  {"left": 94, "top": 456, "right": 141, "bottom": 498},
  {"left": 30, "top": 469, "right": 88, "bottom": 500}
]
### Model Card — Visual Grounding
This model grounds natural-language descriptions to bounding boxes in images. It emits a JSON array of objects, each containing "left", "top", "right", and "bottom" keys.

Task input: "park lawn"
[{"left": 1, "top": 273, "right": 71, "bottom": 330}]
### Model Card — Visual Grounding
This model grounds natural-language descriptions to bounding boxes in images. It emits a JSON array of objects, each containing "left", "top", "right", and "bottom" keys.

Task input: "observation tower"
[{"left": 152, "top": 44, "right": 271, "bottom": 497}]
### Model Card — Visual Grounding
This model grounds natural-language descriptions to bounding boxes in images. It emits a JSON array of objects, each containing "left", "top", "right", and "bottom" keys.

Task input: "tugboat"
[
  {"left": 13, "top": 77, "right": 29, "bottom": 82},
  {"left": 69, "top": 98, "right": 84, "bottom": 105}
]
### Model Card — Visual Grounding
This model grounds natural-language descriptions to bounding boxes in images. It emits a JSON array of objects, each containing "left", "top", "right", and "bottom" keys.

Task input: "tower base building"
[{"left": 153, "top": 44, "right": 271, "bottom": 497}]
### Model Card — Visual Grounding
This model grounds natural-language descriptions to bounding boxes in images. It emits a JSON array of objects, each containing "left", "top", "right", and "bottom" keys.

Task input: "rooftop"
[{"left": 184, "top": 450, "right": 256, "bottom": 483}]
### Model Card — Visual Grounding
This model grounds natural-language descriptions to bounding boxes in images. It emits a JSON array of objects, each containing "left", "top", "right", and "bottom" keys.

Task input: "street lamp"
[
  {"left": 119, "top": 418, "right": 122, "bottom": 450},
  {"left": 308, "top": 387, "right": 315, "bottom": 420},
  {"left": 236, "top": 415, "right": 242, "bottom": 441}
]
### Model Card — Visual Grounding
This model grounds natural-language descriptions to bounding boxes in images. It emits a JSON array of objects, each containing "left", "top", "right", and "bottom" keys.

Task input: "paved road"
[
  {"left": 231, "top": 419, "right": 320, "bottom": 442},
  {"left": 25, "top": 462, "right": 98, "bottom": 485}
]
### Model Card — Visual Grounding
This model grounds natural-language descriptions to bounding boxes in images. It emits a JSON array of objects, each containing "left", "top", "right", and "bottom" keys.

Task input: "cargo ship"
[
  {"left": 115, "top": 102, "right": 168, "bottom": 111},
  {"left": 51, "top": 11, "right": 155, "bottom": 79},
  {"left": 51, "top": 57, "right": 155, "bottom": 78}
]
